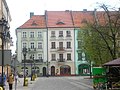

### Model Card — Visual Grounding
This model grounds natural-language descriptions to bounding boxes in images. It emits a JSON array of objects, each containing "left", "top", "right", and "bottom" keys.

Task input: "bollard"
[
  {"left": 35, "top": 74, "right": 37, "bottom": 78},
  {"left": 0, "top": 87, "right": 3, "bottom": 90},
  {"left": 32, "top": 75, "right": 35, "bottom": 81},
  {"left": 24, "top": 78, "right": 28, "bottom": 86}
]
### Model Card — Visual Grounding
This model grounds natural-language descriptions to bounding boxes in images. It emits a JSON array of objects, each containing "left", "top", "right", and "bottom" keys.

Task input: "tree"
[{"left": 81, "top": 4, "right": 120, "bottom": 66}]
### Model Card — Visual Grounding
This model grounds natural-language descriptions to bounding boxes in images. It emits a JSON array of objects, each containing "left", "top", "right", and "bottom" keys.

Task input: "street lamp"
[
  {"left": 0, "top": 18, "right": 8, "bottom": 89},
  {"left": 33, "top": 57, "right": 35, "bottom": 76},
  {"left": 22, "top": 47, "right": 27, "bottom": 86},
  {"left": 30, "top": 55, "right": 33, "bottom": 81}
]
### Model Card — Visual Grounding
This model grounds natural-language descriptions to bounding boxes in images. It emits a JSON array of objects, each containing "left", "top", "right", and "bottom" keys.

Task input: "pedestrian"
[
  {"left": 0, "top": 73, "right": 6, "bottom": 90},
  {"left": 107, "top": 81, "right": 112, "bottom": 90},
  {"left": 3, "top": 72, "right": 6, "bottom": 86},
  {"left": 15, "top": 74, "right": 20, "bottom": 85},
  {"left": 7, "top": 73, "right": 14, "bottom": 90},
  {"left": 0, "top": 73, "right": 2, "bottom": 86}
]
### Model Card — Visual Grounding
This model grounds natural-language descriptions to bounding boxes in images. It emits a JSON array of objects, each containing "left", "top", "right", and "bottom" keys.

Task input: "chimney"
[
  {"left": 30, "top": 12, "right": 34, "bottom": 18},
  {"left": 83, "top": 9, "right": 87, "bottom": 12}
]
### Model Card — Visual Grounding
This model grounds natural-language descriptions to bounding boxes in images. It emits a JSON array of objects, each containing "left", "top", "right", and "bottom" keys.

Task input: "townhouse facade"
[
  {"left": 72, "top": 11, "right": 94, "bottom": 75},
  {"left": 46, "top": 11, "right": 75, "bottom": 76},
  {"left": 0, "top": 0, "right": 12, "bottom": 68},
  {"left": 16, "top": 10, "right": 96, "bottom": 76},
  {"left": 16, "top": 13, "right": 48, "bottom": 76}
]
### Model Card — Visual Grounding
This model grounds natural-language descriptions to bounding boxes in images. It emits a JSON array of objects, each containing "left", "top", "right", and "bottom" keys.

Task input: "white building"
[
  {"left": 46, "top": 11, "right": 75, "bottom": 76},
  {"left": 0, "top": 0, "right": 12, "bottom": 66},
  {"left": 16, "top": 13, "right": 47, "bottom": 76}
]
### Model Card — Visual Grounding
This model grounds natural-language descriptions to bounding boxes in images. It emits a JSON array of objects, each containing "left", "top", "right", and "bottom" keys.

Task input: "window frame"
[
  {"left": 51, "top": 42, "right": 56, "bottom": 49},
  {"left": 22, "top": 32, "right": 27, "bottom": 38},
  {"left": 67, "top": 42, "right": 71, "bottom": 48},
  {"left": 30, "top": 32, "right": 34, "bottom": 38},
  {"left": 59, "top": 31, "right": 63, "bottom": 37}
]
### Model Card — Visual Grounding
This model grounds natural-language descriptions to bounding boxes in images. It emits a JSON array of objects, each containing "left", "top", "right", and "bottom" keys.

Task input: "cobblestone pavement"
[
  {"left": 4, "top": 77, "right": 39, "bottom": 90},
  {"left": 4, "top": 76, "right": 93, "bottom": 90}
]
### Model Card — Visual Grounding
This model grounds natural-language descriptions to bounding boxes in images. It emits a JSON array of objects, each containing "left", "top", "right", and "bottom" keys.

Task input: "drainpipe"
[
  {"left": 45, "top": 10, "right": 49, "bottom": 77},
  {"left": 70, "top": 11, "right": 76, "bottom": 76}
]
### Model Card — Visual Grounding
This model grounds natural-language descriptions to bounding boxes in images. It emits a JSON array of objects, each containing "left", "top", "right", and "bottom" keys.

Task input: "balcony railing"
[
  {"left": 28, "top": 48, "right": 36, "bottom": 52},
  {"left": 66, "top": 35, "right": 71, "bottom": 37},
  {"left": 22, "top": 59, "right": 43, "bottom": 63},
  {"left": 51, "top": 36, "right": 56, "bottom": 38},
  {"left": 57, "top": 47, "right": 65, "bottom": 51},
  {"left": 35, "top": 59, "right": 43, "bottom": 63},
  {"left": 57, "top": 58, "right": 65, "bottom": 62}
]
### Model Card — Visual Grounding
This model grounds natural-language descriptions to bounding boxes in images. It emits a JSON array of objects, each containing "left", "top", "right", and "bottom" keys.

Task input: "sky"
[{"left": 6, "top": 0, "right": 120, "bottom": 54}]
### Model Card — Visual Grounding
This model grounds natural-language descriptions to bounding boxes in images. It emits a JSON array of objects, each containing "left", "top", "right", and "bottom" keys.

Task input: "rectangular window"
[
  {"left": 78, "top": 41, "right": 82, "bottom": 49},
  {"left": 38, "top": 32, "right": 42, "bottom": 38},
  {"left": 78, "top": 53, "right": 82, "bottom": 61},
  {"left": 67, "top": 42, "right": 71, "bottom": 48},
  {"left": 67, "top": 53, "right": 71, "bottom": 60},
  {"left": 59, "top": 54, "right": 63, "bottom": 60},
  {"left": 23, "top": 42, "right": 27, "bottom": 48},
  {"left": 51, "top": 54, "right": 56, "bottom": 61},
  {"left": 38, "top": 54, "right": 42, "bottom": 59},
  {"left": 22, "top": 32, "right": 26, "bottom": 38},
  {"left": 51, "top": 31, "right": 55, "bottom": 37},
  {"left": 30, "top": 32, "right": 34, "bottom": 38},
  {"left": 30, "top": 42, "right": 34, "bottom": 49},
  {"left": 59, "top": 31, "right": 63, "bottom": 37},
  {"left": 51, "top": 42, "right": 56, "bottom": 49},
  {"left": 66, "top": 31, "right": 71, "bottom": 37},
  {"left": 59, "top": 42, "right": 63, "bottom": 48},
  {"left": 38, "top": 42, "right": 42, "bottom": 49},
  {"left": 31, "top": 54, "right": 34, "bottom": 59}
]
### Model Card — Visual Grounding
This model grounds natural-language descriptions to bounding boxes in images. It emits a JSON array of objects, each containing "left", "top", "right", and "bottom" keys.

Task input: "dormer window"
[
  {"left": 56, "top": 19, "right": 65, "bottom": 25},
  {"left": 31, "top": 21, "right": 37, "bottom": 26}
]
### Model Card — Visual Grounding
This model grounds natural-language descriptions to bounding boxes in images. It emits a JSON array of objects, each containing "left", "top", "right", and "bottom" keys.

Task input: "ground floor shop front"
[{"left": 17, "top": 62, "right": 76, "bottom": 77}]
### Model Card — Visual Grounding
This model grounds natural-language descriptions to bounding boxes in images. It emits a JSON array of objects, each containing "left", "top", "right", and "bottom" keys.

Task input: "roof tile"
[
  {"left": 46, "top": 11, "right": 74, "bottom": 28},
  {"left": 18, "top": 15, "right": 46, "bottom": 29}
]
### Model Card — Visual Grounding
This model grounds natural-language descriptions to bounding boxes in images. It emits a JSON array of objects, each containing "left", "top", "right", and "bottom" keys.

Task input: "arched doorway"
[
  {"left": 78, "top": 64, "right": 90, "bottom": 75},
  {"left": 51, "top": 66, "right": 55, "bottom": 76},
  {"left": 60, "top": 65, "right": 71, "bottom": 76},
  {"left": 43, "top": 67, "right": 46, "bottom": 76}
]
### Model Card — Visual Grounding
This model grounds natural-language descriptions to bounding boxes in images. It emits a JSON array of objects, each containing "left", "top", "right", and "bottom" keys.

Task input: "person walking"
[
  {"left": 0, "top": 73, "right": 6, "bottom": 90},
  {"left": 7, "top": 73, "right": 14, "bottom": 90},
  {"left": 0, "top": 73, "right": 2, "bottom": 87}
]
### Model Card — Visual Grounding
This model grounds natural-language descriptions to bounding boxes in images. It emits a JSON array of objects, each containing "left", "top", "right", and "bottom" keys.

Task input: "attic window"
[
  {"left": 31, "top": 21, "right": 37, "bottom": 26},
  {"left": 81, "top": 19, "right": 87, "bottom": 24},
  {"left": 56, "top": 19, "right": 65, "bottom": 25}
]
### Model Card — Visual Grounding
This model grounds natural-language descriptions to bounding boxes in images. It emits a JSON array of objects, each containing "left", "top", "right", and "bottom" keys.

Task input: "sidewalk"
[{"left": 4, "top": 77, "right": 38, "bottom": 90}]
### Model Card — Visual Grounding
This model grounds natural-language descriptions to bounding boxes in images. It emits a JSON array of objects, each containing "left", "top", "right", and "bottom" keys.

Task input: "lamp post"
[
  {"left": 30, "top": 55, "right": 33, "bottom": 81},
  {"left": 33, "top": 57, "right": 35, "bottom": 76},
  {"left": 22, "top": 47, "right": 27, "bottom": 86},
  {"left": 0, "top": 18, "right": 8, "bottom": 89}
]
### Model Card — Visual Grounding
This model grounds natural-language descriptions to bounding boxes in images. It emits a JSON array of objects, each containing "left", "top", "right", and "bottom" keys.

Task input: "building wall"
[
  {"left": 75, "top": 28, "right": 89, "bottom": 75},
  {"left": 17, "top": 28, "right": 47, "bottom": 62},
  {"left": 16, "top": 28, "right": 47, "bottom": 76},
  {"left": 48, "top": 28, "right": 75, "bottom": 75},
  {"left": 0, "top": 0, "right": 12, "bottom": 68}
]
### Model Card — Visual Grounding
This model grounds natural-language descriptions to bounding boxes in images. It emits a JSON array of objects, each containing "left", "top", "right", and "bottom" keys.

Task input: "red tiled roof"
[
  {"left": 18, "top": 11, "right": 117, "bottom": 29},
  {"left": 72, "top": 11, "right": 110, "bottom": 28},
  {"left": 18, "top": 15, "right": 46, "bottom": 29},
  {"left": 72, "top": 11, "right": 94, "bottom": 27},
  {"left": 46, "top": 11, "right": 74, "bottom": 28}
]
